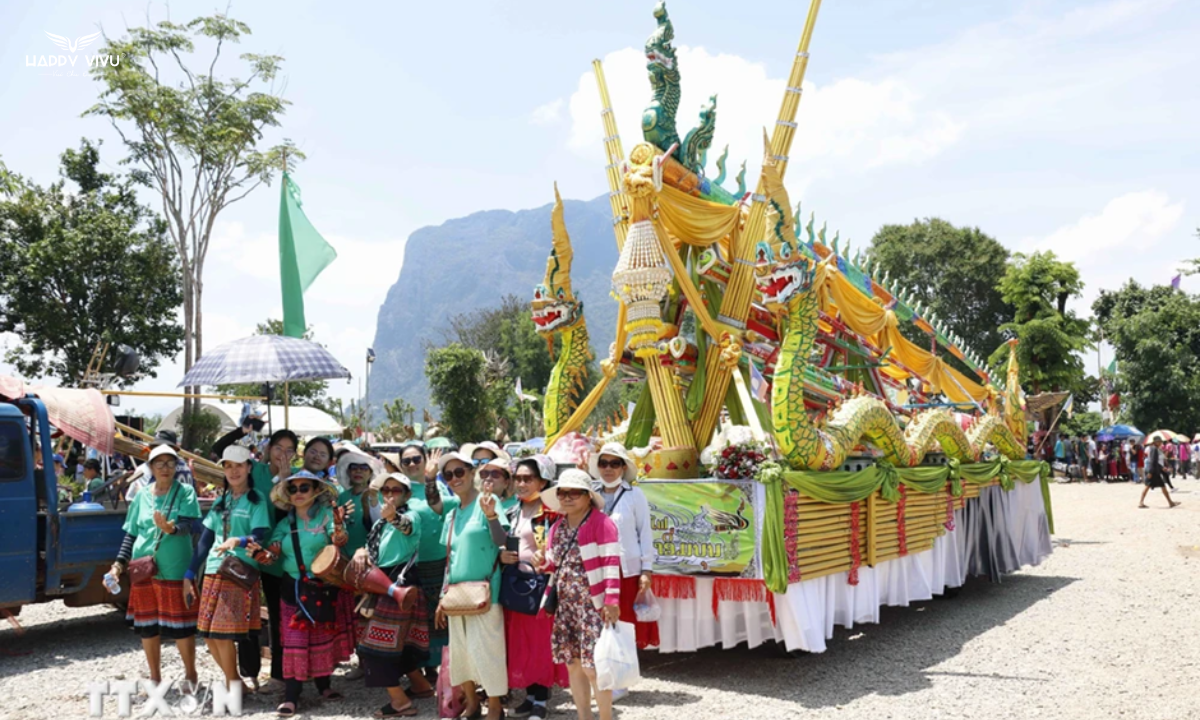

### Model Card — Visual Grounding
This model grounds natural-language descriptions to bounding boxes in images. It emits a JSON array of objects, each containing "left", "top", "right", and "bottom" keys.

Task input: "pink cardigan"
[{"left": 546, "top": 510, "right": 621, "bottom": 610}]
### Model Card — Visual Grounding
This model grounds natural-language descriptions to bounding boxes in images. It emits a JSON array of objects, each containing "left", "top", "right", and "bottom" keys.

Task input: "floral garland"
[
  {"left": 715, "top": 441, "right": 769, "bottom": 480},
  {"left": 944, "top": 483, "right": 956, "bottom": 532},
  {"left": 784, "top": 490, "right": 802, "bottom": 584},
  {"left": 896, "top": 484, "right": 908, "bottom": 556},
  {"left": 848, "top": 500, "right": 862, "bottom": 586}
]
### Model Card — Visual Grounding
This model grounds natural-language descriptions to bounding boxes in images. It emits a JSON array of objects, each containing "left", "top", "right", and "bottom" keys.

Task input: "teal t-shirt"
[
  {"left": 499, "top": 495, "right": 519, "bottom": 514},
  {"left": 201, "top": 491, "right": 272, "bottom": 575},
  {"left": 87, "top": 477, "right": 105, "bottom": 494},
  {"left": 376, "top": 510, "right": 423, "bottom": 569},
  {"left": 336, "top": 488, "right": 377, "bottom": 555},
  {"left": 250, "top": 461, "right": 286, "bottom": 577},
  {"left": 122, "top": 481, "right": 201, "bottom": 581},
  {"left": 410, "top": 482, "right": 448, "bottom": 562},
  {"left": 269, "top": 505, "right": 337, "bottom": 579},
  {"left": 440, "top": 495, "right": 509, "bottom": 603}
]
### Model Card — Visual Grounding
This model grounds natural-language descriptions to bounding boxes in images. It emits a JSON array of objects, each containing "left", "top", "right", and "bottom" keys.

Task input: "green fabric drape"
[{"left": 755, "top": 458, "right": 1052, "bottom": 593}]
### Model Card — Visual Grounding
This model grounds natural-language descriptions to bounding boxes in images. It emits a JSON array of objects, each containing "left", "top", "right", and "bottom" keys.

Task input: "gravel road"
[{"left": 2, "top": 478, "right": 1197, "bottom": 720}]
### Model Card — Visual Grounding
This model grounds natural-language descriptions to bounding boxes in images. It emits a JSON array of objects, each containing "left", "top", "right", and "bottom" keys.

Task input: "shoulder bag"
[
  {"left": 127, "top": 484, "right": 180, "bottom": 585},
  {"left": 541, "top": 509, "right": 591, "bottom": 616},
  {"left": 216, "top": 493, "right": 261, "bottom": 591},
  {"left": 439, "top": 508, "right": 494, "bottom": 617},
  {"left": 290, "top": 517, "right": 338, "bottom": 624}
]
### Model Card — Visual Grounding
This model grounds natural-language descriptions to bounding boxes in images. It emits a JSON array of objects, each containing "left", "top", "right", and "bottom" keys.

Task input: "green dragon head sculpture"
[
  {"left": 643, "top": 1, "right": 681, "bottom": 155},
  {"left": 755, "top": 135, "right": 811, "bottom": 312},
  {"left": 532, "top": 184, "right": 584, "bottom": 337}
]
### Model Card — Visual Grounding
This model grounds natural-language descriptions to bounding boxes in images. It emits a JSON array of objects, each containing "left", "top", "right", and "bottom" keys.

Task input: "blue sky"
[{"left": 1, "top": 0, "right": 1197, "bottom": 416}]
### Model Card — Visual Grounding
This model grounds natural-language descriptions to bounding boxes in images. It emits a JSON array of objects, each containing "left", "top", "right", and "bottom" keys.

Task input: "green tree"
[
  {"left": 425, "top": 344, "right": 494, "bottom": 443},
  {"left": 988, "top": 251, "right": 1091, "bottom": 394},
  {"left": 1093, "top": 280, "right": 1200, "bottom": 432},
  {"left": 1060, "top": 410, "right": 1103, "bottom": 437},
  {"left": 868, "top": 218, "right": 1014, "bottom": 368},
  {"left": 446, "top": 295, "right": 558, "bottom": 396},
  {"left": 215, "top": 319, "right": 337, "bottom": 415},
  {"left": 0, "top": 140, "right": 183, "bottom": 384},
  {"left": 87, "top": 13, "right": 295, "bottom": 442}
]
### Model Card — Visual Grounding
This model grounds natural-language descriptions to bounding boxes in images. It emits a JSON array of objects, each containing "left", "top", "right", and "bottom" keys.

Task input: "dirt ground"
[{"left": 2, "top": 477, "right": 1197, "bottom": 719}]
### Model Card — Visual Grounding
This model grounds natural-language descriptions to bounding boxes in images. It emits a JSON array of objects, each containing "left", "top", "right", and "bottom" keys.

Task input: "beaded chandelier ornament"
[{"left": 612, "top": 160, "right": 672, "bottom": 358}]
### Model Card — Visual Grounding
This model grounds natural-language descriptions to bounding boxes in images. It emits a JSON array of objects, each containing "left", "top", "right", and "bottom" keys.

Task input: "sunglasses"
[
  {"left": 150, "top": 459, "right": 176, "bottom": 469},
  {"left": 401, "top": 457, "right": 424, "bottom": 466},
  {"left": 443, "top": 466, "right": 472, "bottom": 480},
  {"left": 513, "top": 474, "right": 541, "bottom": 483},
  {"left": 478, "top": 469, "right": 509, "bottom": 481},
  {"left": 472, "top": 458, "right": 491, "bottom": 467},
  {"left": 349, "top": 464, "right": 370, "bottom": 472},
  {"left": 597, "top": 458, "right": 625, "bottom": 469},
  {"left": 380, "top": 486, "right": 408, "bottom": 496},
  {"left": 286, "top": 483, "right": 314, "bottom": 495},
  {"left": 556, "top": 489, "right": 588, "bottom": 500}
]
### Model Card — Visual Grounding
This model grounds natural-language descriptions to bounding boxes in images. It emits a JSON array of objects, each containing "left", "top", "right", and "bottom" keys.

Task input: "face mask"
[{"left": 601, "top": 478, "right": 623, "bottom": 490}]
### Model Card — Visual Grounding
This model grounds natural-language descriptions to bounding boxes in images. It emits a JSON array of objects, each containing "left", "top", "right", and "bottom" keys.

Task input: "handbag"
[
  {"left": 289, "top": 516, "right": 339, "bottom": 624},
  {"left": 501, "top": 561, "right": 549, "bottom": 616},
  {"left": 439, "top": 508, "right": 496, "bottom": 617},
  {"left": 127, "top": 484, "right": 180, "bottom": 585},
  {"left": 216, "top": 493, "right": 260, "bottom": 590},
  {"left": 541, "top": 510, "right": 590, "bottom": 616}
]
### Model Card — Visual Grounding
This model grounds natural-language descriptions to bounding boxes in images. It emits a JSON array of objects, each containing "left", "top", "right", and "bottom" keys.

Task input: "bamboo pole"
[
  {"left": 593, "top": 59, "right": 630, "bottom": 252},
  {"left": 101, "top": 390, "right": 267, "bottom": 401},
  {"left": 115, "top": 421, "right": 223, "bottom": 479},
  {"left": 690, "top": 0, "right": 824, "bottom": 448}
]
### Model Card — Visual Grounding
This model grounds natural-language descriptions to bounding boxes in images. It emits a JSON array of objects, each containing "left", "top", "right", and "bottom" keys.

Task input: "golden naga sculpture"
[{"left": 535, "top": 1, "right": 1029, "bottom": 476}]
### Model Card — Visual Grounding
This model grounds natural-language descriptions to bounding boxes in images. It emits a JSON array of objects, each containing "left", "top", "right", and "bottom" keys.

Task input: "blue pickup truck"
[{"left": 0, "top": 396, "right": 131, "bottom": 614}]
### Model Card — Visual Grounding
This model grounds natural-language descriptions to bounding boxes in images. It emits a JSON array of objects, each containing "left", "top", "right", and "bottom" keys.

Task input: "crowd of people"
[
  {"left": 103, "top": 424, "right": 658, "bottom": 720},
  {"left": 1050, "top": 433, "right": 1186, "bottom": 507}
]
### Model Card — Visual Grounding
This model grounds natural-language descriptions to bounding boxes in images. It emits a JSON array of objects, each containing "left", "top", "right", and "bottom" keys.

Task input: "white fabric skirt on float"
[{"left": 653, "top": 475, "right": 1053, "bottom": 654}]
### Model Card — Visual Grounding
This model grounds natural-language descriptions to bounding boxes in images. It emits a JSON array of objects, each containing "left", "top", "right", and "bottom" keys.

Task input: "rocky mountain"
[{"left": 369, "top": 194, "right": 620, "bottom": 416}]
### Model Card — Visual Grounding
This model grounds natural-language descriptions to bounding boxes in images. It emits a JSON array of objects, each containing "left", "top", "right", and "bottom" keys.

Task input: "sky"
[{"left": 0, "top": 0, "right": 1197, "bottom": 418}]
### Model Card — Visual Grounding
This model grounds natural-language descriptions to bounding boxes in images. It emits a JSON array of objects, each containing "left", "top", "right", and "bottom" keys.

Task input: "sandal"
[
  {"left": 320, "top": 689, "right": 345, "bottom": 700},
  {"left": 376, "top": 702, "right": 419, "bottom": 718},
  {"left": 276, "top": 702, "right": 297, "bottom": 718}
]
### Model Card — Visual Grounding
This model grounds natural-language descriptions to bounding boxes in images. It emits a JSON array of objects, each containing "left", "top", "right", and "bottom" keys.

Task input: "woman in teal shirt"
[
  {"left": 428, "top": 451, "right": 510, "bottom": 720},
  {"left": 351, "top": 472, "right": 429, "bottom": 717},
  {"left": 397, "top": 442, "right": 448, "bottom": 689},
  {"left": 108, "top": 444, "right": 202, "bottom": 691},
  {"left": 335, "top": 446, "right": 382, "bottom": 555},
  {"left": 183, "top": 445, "right": 271, "bottom": 697},
  {"left": 264, "top": 470, "right": 353, "bottom": 717}
]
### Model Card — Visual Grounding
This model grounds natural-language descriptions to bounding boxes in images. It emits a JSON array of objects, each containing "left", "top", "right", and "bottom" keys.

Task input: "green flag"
[{"left": 279, "top": 172, "right": 337, "bottom": 338}]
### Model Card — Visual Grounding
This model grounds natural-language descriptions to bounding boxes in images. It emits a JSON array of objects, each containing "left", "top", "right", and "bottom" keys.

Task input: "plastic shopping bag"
[
  {"left": 437, "top": 648, "right": 466, "bottom": 719},
  {"left": 633, "top": 587, "right": 662, "bottom": 623},
  {"left": 594, "top": 621, "right": 641, "bottom": 691}
]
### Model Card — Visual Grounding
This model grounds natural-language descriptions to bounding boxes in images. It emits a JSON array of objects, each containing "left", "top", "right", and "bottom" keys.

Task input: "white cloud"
[
  {"left": 1033, "top": 190, "right": 1184, "bottom": 262},
  {"left": 563, "top": 46, "right": 961, "bottom": 189},
  {"left": 530, "top": 98, "right": 564, "bottom": 126},
  {"left": 1023, "top": 190, "right": 1188, "bottom": 314}
]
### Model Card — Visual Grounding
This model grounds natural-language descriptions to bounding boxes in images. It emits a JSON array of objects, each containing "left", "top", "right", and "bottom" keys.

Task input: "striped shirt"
[{"left": 546, "top": 511, "right": 622, "bottom": 611}]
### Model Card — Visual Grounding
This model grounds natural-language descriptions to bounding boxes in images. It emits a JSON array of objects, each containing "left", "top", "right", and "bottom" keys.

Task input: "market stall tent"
[{"left": 160, "top": 402, "right": 342, "bottom": 439}]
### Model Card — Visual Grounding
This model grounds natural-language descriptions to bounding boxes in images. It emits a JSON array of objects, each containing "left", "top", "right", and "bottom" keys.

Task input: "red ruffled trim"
[
  {"left": 651, "top": 574, "right": 697, "bottom": 600},
  {"left": 848, "top": 501, "right": 862, "bottom": 586},
  {"left": 897, "top": 485, "right": 908, "bottom": 557},
  {"left": 711, "top": 578, "right": 776, "bottom": 626}
]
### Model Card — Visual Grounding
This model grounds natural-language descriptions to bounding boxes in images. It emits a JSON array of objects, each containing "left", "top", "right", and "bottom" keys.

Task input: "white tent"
[{"left": 160, "top": 401, "right": 343, "bottom": 439}]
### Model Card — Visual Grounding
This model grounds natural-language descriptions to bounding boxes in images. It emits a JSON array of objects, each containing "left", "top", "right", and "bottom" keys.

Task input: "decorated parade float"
[{"left": 532, "top": 1, "right": 1054, "bottom": 654}]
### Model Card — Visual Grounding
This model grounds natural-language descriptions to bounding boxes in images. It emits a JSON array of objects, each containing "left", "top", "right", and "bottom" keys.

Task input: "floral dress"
[{"left": 549, "top": 522, "right": 603, "bottom": 668}]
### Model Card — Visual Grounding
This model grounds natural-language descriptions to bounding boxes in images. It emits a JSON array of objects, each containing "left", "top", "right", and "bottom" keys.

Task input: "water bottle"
[{"left": 103, "top": 572, "right": 121, "bottom": 595}]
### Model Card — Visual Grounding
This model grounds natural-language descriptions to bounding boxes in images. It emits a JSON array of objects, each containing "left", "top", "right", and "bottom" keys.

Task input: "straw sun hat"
[
  {"left": 588, "top": 442, "right": 637, "bottom": 483},
  {"left": 270, "top": 469, "right": 339, "bottom": 511},
  {"left": 540, "top": 468, "right": 605, "bottom": 512}
]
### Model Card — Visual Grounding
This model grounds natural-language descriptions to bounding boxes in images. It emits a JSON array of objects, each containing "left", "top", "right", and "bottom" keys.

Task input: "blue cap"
[{"left": 53, "top": 454, "right": 64, "bottom": 464}]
